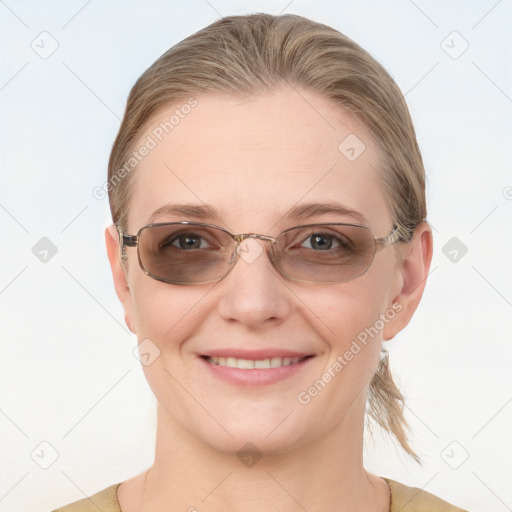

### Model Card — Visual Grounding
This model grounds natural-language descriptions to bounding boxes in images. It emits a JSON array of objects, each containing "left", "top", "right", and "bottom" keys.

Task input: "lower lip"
[{"left": 199, "top": 356, "right": 315, "bottom": 386}]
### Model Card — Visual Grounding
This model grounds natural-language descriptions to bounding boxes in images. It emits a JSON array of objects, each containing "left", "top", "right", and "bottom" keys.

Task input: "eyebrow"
[
  {"left": 148, "top": 202, "right": 367, "bottom": 225},
  {"left": 281, "top": 202, "right": 367, "bottom": 224},
  {"left": 148, "top": 203, "right": 222, "bottom": 224}
]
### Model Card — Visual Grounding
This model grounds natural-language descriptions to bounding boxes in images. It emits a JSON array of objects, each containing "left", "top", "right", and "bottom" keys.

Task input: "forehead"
[{"left": 127, "top": 87, "right": 391, "bottom": 234}]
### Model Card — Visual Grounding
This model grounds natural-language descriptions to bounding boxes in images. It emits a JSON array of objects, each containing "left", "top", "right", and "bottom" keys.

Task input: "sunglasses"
[{"left": 118, "top": 221, "right": 402, "bottom": 285}]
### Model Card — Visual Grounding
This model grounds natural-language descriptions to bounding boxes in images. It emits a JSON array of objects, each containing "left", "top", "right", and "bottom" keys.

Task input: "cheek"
[
  {"left": 129, "top": 273, "right": 217, "bottom": 352},
  {"left": 129, "top": 280, "right": 209, "bottom": 389},
  {"left": 307, "top": 279, "right": 389, "bottom": 345},
  {"left": 307, "top": 280, "right": 389, "bottom": 380},
  {"left": 293, "top": 283, "right": 391, "bottom": 425}
]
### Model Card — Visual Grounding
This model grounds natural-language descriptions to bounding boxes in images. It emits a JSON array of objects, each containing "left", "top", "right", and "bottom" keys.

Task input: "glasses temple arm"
[
  {"left": 376, "top": 225, "right": 403, "bottom": 248},
  {"left": 116, "top": 226, "right": 138, "bottom": 248},
  {"left": 122, "top": 234, "right": 138, "bottom": 247}
]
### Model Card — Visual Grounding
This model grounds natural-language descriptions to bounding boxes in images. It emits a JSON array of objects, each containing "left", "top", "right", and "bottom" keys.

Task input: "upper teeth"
[{"left": 207, "top": 356, "right": 304, "bottom": 369}]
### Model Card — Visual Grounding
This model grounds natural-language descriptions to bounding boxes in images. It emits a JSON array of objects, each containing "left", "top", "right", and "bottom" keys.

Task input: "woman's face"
[{"left": 109, "top": 87, "right": 409, "bottom": 454}]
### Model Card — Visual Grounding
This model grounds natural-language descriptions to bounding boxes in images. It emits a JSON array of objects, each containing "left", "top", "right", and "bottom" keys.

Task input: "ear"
[
  {"left": 383, "top": 221, "right": 433, "bottom": 340},
  {"left": 105, "top": 224, "right": 137, "bottom": 334}
]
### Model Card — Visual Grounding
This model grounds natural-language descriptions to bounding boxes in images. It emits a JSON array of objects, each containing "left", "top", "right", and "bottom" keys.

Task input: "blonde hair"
[{"left": 108, "top": 13, "right": 426, "bottom": 461}]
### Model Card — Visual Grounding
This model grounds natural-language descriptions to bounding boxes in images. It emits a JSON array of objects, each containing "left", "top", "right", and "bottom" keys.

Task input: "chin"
[{"left": 197, "top": 424, "right": 307, "bottom": 459}]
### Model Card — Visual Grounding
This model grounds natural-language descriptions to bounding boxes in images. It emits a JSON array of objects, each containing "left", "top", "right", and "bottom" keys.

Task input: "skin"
[{"left": 106, "top": 87, "right": 433, "bottom": 512}]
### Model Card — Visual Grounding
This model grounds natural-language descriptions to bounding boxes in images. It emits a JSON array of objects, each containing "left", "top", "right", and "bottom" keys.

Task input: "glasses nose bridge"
[
  {"left": 233, "top": 232, "right": 278, "bottom": 245},
  {"left": 230, "top": 233, "right": 279, "bottom": 267}
]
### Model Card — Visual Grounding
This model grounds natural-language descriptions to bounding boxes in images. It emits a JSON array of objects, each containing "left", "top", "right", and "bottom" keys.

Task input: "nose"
[{"left": 216, "top": 237, "right": 292, "bottom": 329}]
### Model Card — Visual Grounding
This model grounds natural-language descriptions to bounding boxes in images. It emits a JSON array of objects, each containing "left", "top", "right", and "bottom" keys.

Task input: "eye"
[
  {"left": 300, "top": 232, "right": 348, "bottom": 251},
  {"left": 168, "top": 232, "right": 210, "bottom": 250}
]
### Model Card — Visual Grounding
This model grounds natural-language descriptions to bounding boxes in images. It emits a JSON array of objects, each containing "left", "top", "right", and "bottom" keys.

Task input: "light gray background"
[{"left": 1, "top": 1, "right": 511, "bottom": 511}]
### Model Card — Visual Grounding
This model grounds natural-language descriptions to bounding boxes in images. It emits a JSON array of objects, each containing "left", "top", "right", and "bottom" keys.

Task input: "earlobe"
[
  {"left": 383, "top": 221, "right": 433, "bottom": 341},
  {"left": 105, "top": 224, "right": 136, "bottom": 334}
]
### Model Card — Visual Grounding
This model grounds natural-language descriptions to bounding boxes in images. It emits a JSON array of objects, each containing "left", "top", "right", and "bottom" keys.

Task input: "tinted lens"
[
  {"left": 137, "top": 224, "right": 233, "bottom": 284},
  {"left": 275, "top": 224, "right": 376, "bottom": 283},
  {"left": 136, "top": 223, "right": 377, "bottom": 285}
]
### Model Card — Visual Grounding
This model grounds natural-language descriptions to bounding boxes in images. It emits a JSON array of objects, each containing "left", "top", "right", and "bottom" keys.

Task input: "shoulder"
[
  {"left": 50, "top": 477, "right": 470, "bottom": 511},
  {"left": 50, "top": 483, "right": 122, "bottom": 512},
  {"left": 384, "top": 478, "right": 469, "bottom": 512}
]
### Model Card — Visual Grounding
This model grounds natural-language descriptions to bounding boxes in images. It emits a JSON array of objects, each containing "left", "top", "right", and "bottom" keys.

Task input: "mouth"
[
  {"left": 198, "top": 351, "right": 315, "bottom": 386},
  {"left": 202, "top": 355, "right": 312, "bottom": 369}
]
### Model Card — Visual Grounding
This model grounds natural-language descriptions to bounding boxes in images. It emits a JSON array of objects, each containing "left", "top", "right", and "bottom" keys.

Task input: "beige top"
[{"left": 51, "top": 478, "right": 469, "bottom": 511}]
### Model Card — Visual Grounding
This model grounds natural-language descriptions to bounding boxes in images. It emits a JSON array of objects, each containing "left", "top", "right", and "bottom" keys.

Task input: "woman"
[{"left": 53, "top": 13, "right": 468, "bottom": 512}]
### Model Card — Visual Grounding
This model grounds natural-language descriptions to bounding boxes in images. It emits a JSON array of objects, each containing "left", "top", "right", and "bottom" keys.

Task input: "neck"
[{"left": 129, "top": 393, "right": 389, "bottom": 512}]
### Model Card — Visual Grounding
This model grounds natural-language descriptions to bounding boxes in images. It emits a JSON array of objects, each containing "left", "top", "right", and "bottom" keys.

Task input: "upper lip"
[{"left": 201, "top": 349, "right": 313, "bottom": 359}]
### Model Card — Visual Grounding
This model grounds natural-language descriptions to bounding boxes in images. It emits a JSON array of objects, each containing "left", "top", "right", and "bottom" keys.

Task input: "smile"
[
  {"left": 205, "top": 355, "right": 308, "bottom": 369},
  {"left": 199, "top": 353, "right": 315, "bottom": 386}
]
